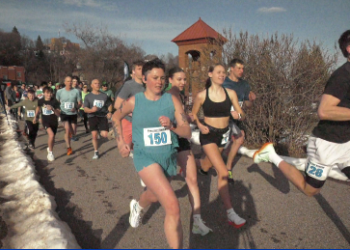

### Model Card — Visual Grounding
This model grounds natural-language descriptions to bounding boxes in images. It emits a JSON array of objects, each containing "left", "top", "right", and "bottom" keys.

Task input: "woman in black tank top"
[
  {"left": 192, "top": 64, "right": 247, "bottom": 228},
  {"left": 167, "top": 67, "right": 212, "bottom": 234}
]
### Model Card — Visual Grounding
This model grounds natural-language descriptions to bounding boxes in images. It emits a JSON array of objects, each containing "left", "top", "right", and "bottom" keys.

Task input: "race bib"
[
  {"left": 231, "top": 101, "right": 244, "bottom": 111},
  {"left": 144, "top": 127, "right": 172, "bottom": 147},
  {"left": 27, "top": 110, "right": 35, "bottom": 117},
  {"left": 42, "top": 106, "right": 54, "bottom": 115},
  {"left": 64, "top": 102, "right": 74, "bottom": 109},
  {"left": 221, "top": 129, "right": 230, "bottom": 145},
  {"left": 306, "top": 160, "right": 331, "bottom": 181},
  {"left": 93, "top": 100, "right": 104, "bottom": 108}
]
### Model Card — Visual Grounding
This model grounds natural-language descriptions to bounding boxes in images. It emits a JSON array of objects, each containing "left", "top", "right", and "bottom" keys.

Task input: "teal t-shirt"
[{"left": 56, "top": 88, "right": 81, "bottom": 115}]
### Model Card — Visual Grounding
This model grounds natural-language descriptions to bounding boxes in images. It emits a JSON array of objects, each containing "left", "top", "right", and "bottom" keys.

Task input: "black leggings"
[
  {"left": 25, "top": 120, "right": 39, "bottom": 146},
  {"left": 79, "top": 109, "right": 88, "bottom": 130}
]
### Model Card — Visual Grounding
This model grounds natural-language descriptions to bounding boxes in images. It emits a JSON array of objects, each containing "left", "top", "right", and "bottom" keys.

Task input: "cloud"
[
  {"left": 62, "top": 0, "right": 118, "bottom": 11},
  {"left": 257, "top": 7, "right": 286, "bottom": 13}
]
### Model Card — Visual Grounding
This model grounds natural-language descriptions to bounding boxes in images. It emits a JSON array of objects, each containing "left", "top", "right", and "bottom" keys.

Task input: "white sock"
[
  {"left": 238, "top": 146, "right": 258, "bottom": 158},
  {"left": 136, "top": 201, "right": 143, "bottom": 212},
  {"left": 269, "top": 151, "right": 283, "bottom": 167},
  {"left": 226, "top": 208, "right": 236, "bottom": 215},
  {"left": 193, "top": 214, "right": 201, "bottom": 221}
]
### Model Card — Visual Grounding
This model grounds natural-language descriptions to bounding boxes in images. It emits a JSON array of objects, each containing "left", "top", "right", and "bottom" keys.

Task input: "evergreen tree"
[{"left": 36, "top": 35, "right": 44, "bottom": 50}]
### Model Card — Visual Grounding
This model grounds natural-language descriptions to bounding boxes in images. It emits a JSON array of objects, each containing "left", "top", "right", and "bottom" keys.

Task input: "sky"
[{"left": 0, "top": 0, "right": 349, "bottom": 61}]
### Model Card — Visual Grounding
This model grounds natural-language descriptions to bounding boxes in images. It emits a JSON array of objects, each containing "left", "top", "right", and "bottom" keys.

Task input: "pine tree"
[{"left": 36, "top": 35, "right": 44, "bottom": 50}]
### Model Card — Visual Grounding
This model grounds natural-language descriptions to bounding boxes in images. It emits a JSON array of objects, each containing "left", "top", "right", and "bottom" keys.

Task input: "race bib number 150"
[{"left": 144, "top": 127, "right": 172, "bottom": 147}]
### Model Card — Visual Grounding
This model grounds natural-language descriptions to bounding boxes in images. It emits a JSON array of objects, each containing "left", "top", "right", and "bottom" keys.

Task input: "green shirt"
[
  {"left": 80, "top": 91, "right": 90, "bottom": 110},
  {"left": 11, "top": 99, "right": 38, "bottom": 121},
  {"left": 100, "top": 89, "right": 114, "bottom": 100}
]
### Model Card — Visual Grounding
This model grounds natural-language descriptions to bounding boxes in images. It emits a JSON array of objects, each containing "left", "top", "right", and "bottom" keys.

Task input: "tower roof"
[{"left": 172, "top": 18, "right": 227, "bottom": 44}]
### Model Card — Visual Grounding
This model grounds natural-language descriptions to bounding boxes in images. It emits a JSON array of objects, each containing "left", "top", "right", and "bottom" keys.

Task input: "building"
[
  {"left": 0, "top": 66, "right": 25, "bottom": 83},
  {"left": 172, "top": 18, "right": 227, "bottom": 104},
  {"left": 49, "top": 38, "right": 80, "bottom": 55}
]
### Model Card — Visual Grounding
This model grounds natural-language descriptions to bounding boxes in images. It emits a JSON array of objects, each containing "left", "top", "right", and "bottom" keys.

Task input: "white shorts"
[{"left": 306, "top": 136, "right": 350, "bottom": 187}]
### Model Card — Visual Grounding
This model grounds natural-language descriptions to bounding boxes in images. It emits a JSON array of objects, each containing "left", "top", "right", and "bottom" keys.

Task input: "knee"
[
  {"left": 101, "top": 131, "right": 108, "bottom": 138},
  {"left": 164, "top": 199, "right": 180, "bottom": 217},
  {"left": 185, "top": 174, "right": 198, "bottom": 188},
  {"left": 304, "top": 189, "right": 320, "bottom": 197}
]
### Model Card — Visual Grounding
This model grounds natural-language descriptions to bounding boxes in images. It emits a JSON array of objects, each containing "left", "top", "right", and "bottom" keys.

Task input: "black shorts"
[
  {"left": 88, "top": 116, "right": 109, "bottom": 132},
  {"left": 42, "top": 119, "right": 58, "bottom": 135},
  {"left": 60, "top": 114, "right": 77, "bottom": 124},
  {"left": 200, "top": 123, "right": 230, "bottom": 148},
  {"left": 177, "top": 137, "right": 191, "bottom": 152}
]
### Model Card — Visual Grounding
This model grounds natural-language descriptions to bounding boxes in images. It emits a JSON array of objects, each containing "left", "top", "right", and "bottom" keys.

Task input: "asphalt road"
[{"left": 18, "top": 120, "right": 350, "bottom": 249}]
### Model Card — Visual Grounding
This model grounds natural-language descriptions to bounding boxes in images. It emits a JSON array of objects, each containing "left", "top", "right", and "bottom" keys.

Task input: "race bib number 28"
[
  {"left": 144, "top": 127, "right": 172, "bottom": 147},
  {"left": 306, "top": 161, "right": 331, "bottom": 181},
  {"left": 27, "top": 110, "right": 35, "bottom": 117}
]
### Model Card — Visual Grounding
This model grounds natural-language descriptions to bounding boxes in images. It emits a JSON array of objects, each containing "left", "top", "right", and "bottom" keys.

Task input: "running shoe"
[
  {"left": 227, "top": 212, "right": 246, "bottom": 229},
  {"left": 47, "top": 151, "right": 55, "bottom": 162},
  {"left": 253, "top": 142, "right": 274, "bottom": 164},
  {"left": 28, "top": 143, "right": 35, "bottom": 149},
  {"left": 129, "top": 199, "right": 142, "bottom": 228},
  {"left": 92, "top": 151, "right": 99, "bottom": 160},
  {"left": 71, "top": 136, "right": 79, "bottom": 141},
  {"left": 67, "top": 147, "right": 73, "bottom": 156},
  {"left": 228, "top": 170, "right": 234, "bottom": 184},
  {"left": 192, "top": 218, "right": 213, "bottom": 236}
]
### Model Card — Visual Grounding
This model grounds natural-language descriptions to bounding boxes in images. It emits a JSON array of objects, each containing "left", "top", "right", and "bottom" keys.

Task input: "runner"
[
  {"left": 56, "top": 76, "right": 82, "bottom": 155},
  {"left": 80, "top": 83, "right": 90, "bottom": 133},
  {"left": 34, "top": 87, "right": 60, "bottom": 161},
  {"left": 112, "top": 59, "right": 191, "bottom": 249},
  {"left": 167, "top": 67, "right": 212, "bottom": 236},
  {"left": 114, "top": 60, "right": 145, "bottom": 185},
  {"left": 100, "top": 82, "right": 115, "bottom": 103},
  {"left": 192, "top": 63, "right": 247, "bottom": 228},
  {"left": 7, "top": 89, "right": 38, "bottom": 149},
  {"left": 221, "top": 58, "right": 256, "bottom": 184},
  {"left": 84, "top": 79, "right": 112, "bottom": 160},
  {"left": 253, "top": 30, "right": 350, "bottom": 196}
]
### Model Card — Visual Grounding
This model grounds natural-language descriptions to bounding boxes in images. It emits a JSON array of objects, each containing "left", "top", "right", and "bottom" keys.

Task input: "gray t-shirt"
[
  {"left": 56, "top": 88, "right": 81, "bottom": 115},
  {"left": 117, "top": 79, "right": 145, "bottom": 122},
  {"left": 84, "top": 92, "right": 111, "bottom": 118}
]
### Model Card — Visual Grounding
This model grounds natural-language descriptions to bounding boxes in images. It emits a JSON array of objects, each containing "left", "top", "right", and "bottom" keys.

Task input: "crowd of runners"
[{"left": 1, "top": 30, "right": 350, "bottom": 249}]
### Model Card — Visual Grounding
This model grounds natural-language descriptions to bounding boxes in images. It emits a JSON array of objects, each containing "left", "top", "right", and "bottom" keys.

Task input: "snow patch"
[{"left": 0, "top": 114, "right": 80, "bottom": 249}]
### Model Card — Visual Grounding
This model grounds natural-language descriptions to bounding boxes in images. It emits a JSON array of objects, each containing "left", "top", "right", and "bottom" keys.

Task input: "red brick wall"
[{"left": 0, "top": 66, "right": 25, "bottom": 82}]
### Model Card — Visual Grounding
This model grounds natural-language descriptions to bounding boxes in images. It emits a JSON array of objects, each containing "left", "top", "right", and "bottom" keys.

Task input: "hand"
[
  {"left": 45, "top": 104, "right": 53, "bottom": 110},
  {"left": 33, "top": 118, "right": 37, "bottom": 124},
  {"left": 106, "top": 113, "right": 112, "bottom": 119},
  {"left": 187, "top": 113, "right": 194, "bottom": 122},
  {"left": 71, "top": 108, "right": 76, "bottom": 112},
  {"left": 158, "top": 116, "right": 172, "bottom": 129},
  {"left": 199, "top": 124, "right": 210, "bottom": 134},
  {"left": 118, "top": 143, "right": 131, "bottom": 158},
  {"left": 230, "top": 111, "right": 240, "bottom": 120},
  {"left": 249, "top": 91, "right": 256, "bottom": 101},
  {"left": 91, "top": 106, "right": 99, "bottom": 112}
]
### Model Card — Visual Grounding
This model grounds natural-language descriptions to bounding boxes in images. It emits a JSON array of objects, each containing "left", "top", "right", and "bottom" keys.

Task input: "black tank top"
[{"left": 202, "top": 87, "right": 231, "bottom": 118}]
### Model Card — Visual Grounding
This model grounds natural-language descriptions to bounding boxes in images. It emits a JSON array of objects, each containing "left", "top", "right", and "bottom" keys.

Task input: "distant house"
[{"left": 0, "top": 66, "right": 25, "bottom": 83}]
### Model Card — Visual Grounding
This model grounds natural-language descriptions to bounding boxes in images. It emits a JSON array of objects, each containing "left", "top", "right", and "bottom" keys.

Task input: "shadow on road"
[{"left": 32, "top": 154, "right": 103, "bottom": 249}]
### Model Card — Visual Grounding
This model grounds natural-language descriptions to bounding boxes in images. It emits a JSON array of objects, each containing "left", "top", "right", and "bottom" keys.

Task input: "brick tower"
[{"left": 172, "top": 18, "right": 226, "bottom": 104}]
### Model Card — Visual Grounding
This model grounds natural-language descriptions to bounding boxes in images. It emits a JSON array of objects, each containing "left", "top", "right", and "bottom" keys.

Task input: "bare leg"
[
  {"left": 46, "top": 128, "right": 55, "bottom": 151},
  {"left": 139, "top": 164, "right": 183, "bottom": 249},
  {"left": 91, "top": 130, "right": 98, "bottom": 151},
  {"left": 178, "top": 150, "right": 200, "bottom": 214}
]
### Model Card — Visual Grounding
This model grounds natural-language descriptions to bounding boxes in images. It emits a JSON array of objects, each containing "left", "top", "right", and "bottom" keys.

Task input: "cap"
[{"left": 55, "top": 82, "right": 60, "bottom": 86}]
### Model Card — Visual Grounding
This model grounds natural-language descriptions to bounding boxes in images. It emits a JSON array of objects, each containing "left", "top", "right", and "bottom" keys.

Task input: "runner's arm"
[
  {"left": 192, "top": 90, "right": 206, "bottom": 129},
  {"left": 227, "top": 89, "right": 246, "bottom": 120},
  {"left": 244, "top": 91, "right": 256, "bottom": 108},
  {"left": 318, "top": 94, "right": 350, "bottom": 121},
  {"left": 171, "top": 95, "right": 191, "bottom": 139},
  {"left": 111, "top": 96, "right": 135, "bottom": 145}
]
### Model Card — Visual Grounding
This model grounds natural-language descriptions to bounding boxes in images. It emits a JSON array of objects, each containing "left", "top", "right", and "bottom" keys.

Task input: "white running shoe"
[
  {"left": 253, "top": 142, "right": 275, "bottom": 164},
  {"left": 47, "top": 148, "right": 55, "bottom": 162},
  {"left": 192, "top": 218, "right": 213, "bottom": 236},
  {"left": 227, "top": 212, "right": 246, "bottom": 229},
  {"left": 140, "top": 179, "right": 146, "bottom": 187},
  {"left": 129, "top": 199, "right": 142, "bottom": 228},
  {"left": 92, "top": 151, "right": 99, "bottom": 160}
]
